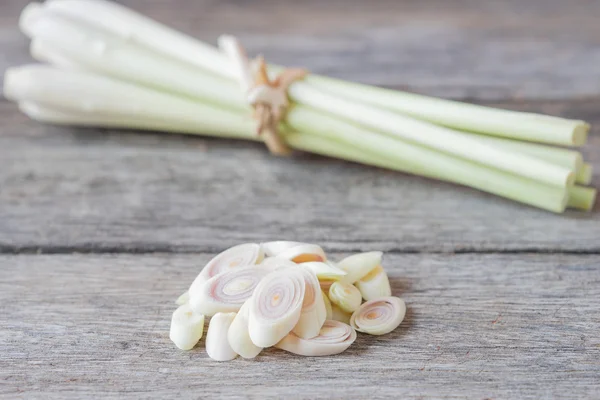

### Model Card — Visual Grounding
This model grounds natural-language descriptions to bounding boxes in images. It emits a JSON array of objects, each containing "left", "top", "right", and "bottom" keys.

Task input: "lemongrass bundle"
[
  {"left": 169, "top": 242, "right": 406, "bottom": 361},
  {"left": 5, "top": 0, "right": 595, "bottom": 213}
]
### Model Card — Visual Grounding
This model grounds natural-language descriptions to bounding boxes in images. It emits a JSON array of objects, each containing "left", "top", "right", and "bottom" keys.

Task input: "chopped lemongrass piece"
[
  {"left": 189, "top": 265, "right": 275, "bottom": 317},
  {"left": 350, "top": 297, "right": 406, "bottom": 336},
  {"left": 355, "top": 266, "right": 392, "bottom": 301},
  {"left": 206, "top": 312, "right": 238, "bottom": 361},
  {"left": 328, "top": 281, "right": 362, "bottom": 314},
  {"left": 576, "top": 163, "right": 593, "bottom": 186},
  {"left": 175, "top": 290, "right": 189, "bottom": 306},
  {"left": 275, "top": 320, "right": 357, "bottom": 356},
  {"left": 567, "top": 186, "right": 597, "bottom": 212},
  {"left": 275, "top": 244, "right": 327, "bottom": 263},
  {"left": 188, "top": 243, "right": 263, "bottom": 300},
  {"left": 320, "top": 280, "right": 335, "bottom": 293},
  {"left": 248, "top": 268, "right": 306, "bottom": 347},
  {"left": 322, "top": 290, "right": 333, "bottom": 320},
  {"left": 330, "top": 304, "right": 352, "bottom": 325},
  {"left": 261, "top": 241, "right": 306, "bottom": 257},
  {"left": 301, "top": 261, "right": 347, "bottom": 281},
  {"left": 337, "top": 252, "right": 382, "bottom": 284},
  {"left": 292, "top": 267, "right": 327, "bottom": 339},
  {"left": 169, "top": 303, "right": 205, "bottom": 351},
  {"left": 259, "top": 257, "right": 298, "bottom": 269},
  {"left": 228, "top": 301, "right": 262, "bottom": 359}
]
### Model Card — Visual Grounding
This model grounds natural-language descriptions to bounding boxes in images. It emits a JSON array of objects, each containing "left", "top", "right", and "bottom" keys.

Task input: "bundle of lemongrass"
[
  {"left": 3, "top": 0, "right": 596, "bottom": 213},
  {"left": 170, "top": 242, "right": 405, "bottom": 360}
]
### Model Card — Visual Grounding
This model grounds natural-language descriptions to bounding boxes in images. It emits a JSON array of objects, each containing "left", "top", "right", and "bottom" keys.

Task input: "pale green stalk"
[
  {"left": 36, "top": 0, "right": 590, "bottom": 147},
  {"left": 576, "top": 163, "right": 593, "bottom": 185},
  {"left": 24, "top": 1, "right": 574, "bottom": 188},
  {"left": 567, "top": 186, "right": 597, "bottom": 211}
]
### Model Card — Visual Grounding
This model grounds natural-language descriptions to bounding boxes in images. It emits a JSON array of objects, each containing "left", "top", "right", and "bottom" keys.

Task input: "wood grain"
[
  {"left": 0, "top": 98, "right": 598, "bottom": 253},
  {"left": 1, "top": 253, "right": 599, "bottom": 399},
  {"left": 2, "top": 0, "right": 600, "bottom": 99}
]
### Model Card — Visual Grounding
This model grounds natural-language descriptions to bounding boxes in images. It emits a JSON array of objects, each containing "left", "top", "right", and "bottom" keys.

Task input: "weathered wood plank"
[
  {"left": 0, "top": 99, "right": 598, "bottom": 253},
  {"left": 1, "top": 252, "right": 599, "bottom": 399},
  {"left": 2, "top": 0, "right": 600, "bottom": 99}
]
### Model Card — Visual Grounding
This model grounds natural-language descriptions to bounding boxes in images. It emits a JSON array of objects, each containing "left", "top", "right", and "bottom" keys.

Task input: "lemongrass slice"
[
  {"left": 175, "top": 290, "right": 189, "bottom": 305},
  {"left": 227, "top": 301, "right": 262, "bottom": 359},
  {"left": 320, "top": 280, "right": 335, "bottom": 292},
  {"left": 355, "top": 265, "right": 392, "bottom": 301},
  {"left": 276, "top": 244, "right": 327, "bottom": 263},
  {"left": 188, "top": 243, "right": 263, "bottom": 299},
  {"left": 248, "top": 268, "right": 306, "bottom": 347},
  {"left": 322, "top": 290, "right": 333, "bottom": 320},
  {"left": 328, "top": 281, "right": 362, "bottom": 313},
  {"left": 338, "top": 252, "right": 383, "bottom": 283},
  {"left": 275, "top": 320, "right": 357, "bottom": 356},
  {"left": 350, "top": 297, "right": 406, "bottom": 335},
  {"left": 261, "top": 241, "right": 305, "bottom": 257},
  {"left": 292, "top": 268, "right": 327, "bottom": 339},
  {"left": 331, "top": 304, "right": 351, "bottom": 324},
  {"left": 206, "top": 312, "right": 238, "bottom": 361},
  {"left": 169, "top": 303, "right": 205, "bottom": 351},
  {"left": 259, "top": 257, "right": 298, "bottom": 269},
  {"left": 189, "top": 265, "right": 275, "bottom": 316},
  {"left": 301, "top": 261, "right": 347, "bottom": 281}
]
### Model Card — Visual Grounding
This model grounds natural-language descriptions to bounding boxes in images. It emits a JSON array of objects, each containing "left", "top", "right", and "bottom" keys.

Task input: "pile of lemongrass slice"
[
  {"left": 3, "top": 0, "right": 596, "bottom": 213},
  {"left": 169, "top": 242, "right": 406, "bottom": 360}
]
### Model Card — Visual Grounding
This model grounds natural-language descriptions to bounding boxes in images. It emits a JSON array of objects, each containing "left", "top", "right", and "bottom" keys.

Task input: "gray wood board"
[
  {"left": 1, "top": 252, "right": 599, "bottom": 399},
  {"left": 1, "top": 99, "right": 598, "bottom": 253},
  {"left": 2, "top": 0, "right": 600, "bottom": 99}
]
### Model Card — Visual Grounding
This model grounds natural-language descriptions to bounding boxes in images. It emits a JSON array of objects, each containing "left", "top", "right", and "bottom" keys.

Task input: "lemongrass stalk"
[
  {"left": 350, "top": 297, "right": 406, "bottom": 335},
  {"left": 285, "top": 109, "right": 570, "bottom": 213},
  {"left": 355, "top": 266, "right": 392, "bottom": 301},
  {"left": 24, "top": 4, "right": 574, "bottom": 188},
  {"left": 17, "top": 94, "right": 569, "bottom": 213},
  {"left": 30, "top": 36, "right": 81, "bottom": 70},
  {"left": 4, "top": 65, "right": 256, "bottom": 139},
  {"left": 576, "top": 163, "right": 593, "bottom": 186},
  {"left": 465, "top": 133, "right": 583, "bottom": 173},
  {"left": 337, "top": 252, "right": 382, "bottom": 284},
  {"left": 206, "top": 312, "right": 238, "bottom": 361},
  {"left": 567, "top": 186, "right": 597, "bottom": 211},
  {"left": 175, "top": 291, "right": 189, "bottom": 306},
  {"left": 169, "top": 303, "right": 205, "bottom": 351},
  {"left": 39, "top": 0, "right": 590, "bottom": 146},
  {"left": 328, "top": 281, "right": 362, "bottom": 314}
]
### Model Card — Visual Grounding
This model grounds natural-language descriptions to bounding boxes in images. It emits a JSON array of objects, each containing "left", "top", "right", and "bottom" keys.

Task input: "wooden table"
[{"left": 1, "top": 1, "right": 599, "bottom": 398}]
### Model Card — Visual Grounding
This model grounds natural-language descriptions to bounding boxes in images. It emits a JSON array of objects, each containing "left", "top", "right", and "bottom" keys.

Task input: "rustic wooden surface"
[{"left": 1, "top": 0, "right": 599, "bottom": 399}]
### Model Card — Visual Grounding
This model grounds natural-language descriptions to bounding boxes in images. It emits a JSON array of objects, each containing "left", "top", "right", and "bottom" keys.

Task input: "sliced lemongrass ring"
[
  {"left": 261, "top": 241, "right": 306, "bottom": 257},
  {"left": 189, "top": 265, "right": 275, "bottom": 316},
  {"left": 227, "top": 301, "right": 262, "bottom": 359},
  {"left": 276, "top": 244, "right": 327, "bottom": 263},
  {"left": 322, "top": 289, "right": 333, "bottom": 320},
  {"left": 275, "top": 320, "right": 357, "bottom": 356},
  {"left": 188, "top": 243, "right": 264, "bottom": 297},
  {"left": 355, "top": 265, "right": 392, "bottom": 301},
  {"left": 328, "top": 281, "right": 362, "bottom": 313},
  {"left": 175, "top": 290, "right": 190, "bottom": 305},
  {"left": 350, "top": 296, "right": 406, "bottom": 335},
  {"left": 292, "top": 267, "right": 327, "bottom": 339},
  {"left": 338, "top": 251, "right": 383, "bottom": 283},
  {"left": 301, "top": 261, "right": 347, "bottom": 281},
  {"left": 169, "top": 303, "right": 205, "bottom": 351},
  {"left": 248, "top": 268, "right": 306, "bottom": 347},
  {"left": 331, "top": 304, "right": 351, "bottom": 325},
  {"left": 206, "top": 312, "right": 238, "bottom": 361}
]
